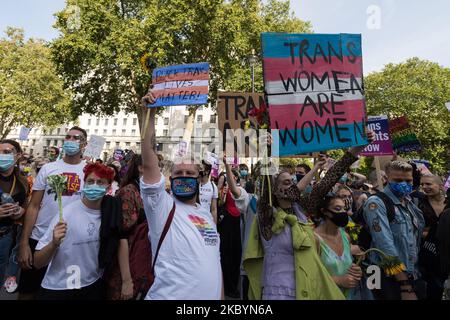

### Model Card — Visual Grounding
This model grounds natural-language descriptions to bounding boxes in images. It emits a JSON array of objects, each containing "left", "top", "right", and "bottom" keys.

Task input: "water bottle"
[
  {"left": 1, "top": 193, "right": 15, "bottom": 204},
  {"left": 443, "top": 277, "right": 450, "bottom": 300},
  {"left": 1, "top": 193, "right": 18, "bottom": 215}
]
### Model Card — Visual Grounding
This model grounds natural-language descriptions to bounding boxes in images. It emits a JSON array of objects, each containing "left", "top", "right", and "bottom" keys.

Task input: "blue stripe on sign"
[
  {"left": 152, "top": 62, "right": 209, "bottom": 78},
  {"left": 274, "top": 121, "right": 367, "bottom": 156},
  {"left": 148, "top": 94, "right": 209, "bottom": 108},
  {"left": 261, "top": 33, "right": 362, "bottom": 59}
]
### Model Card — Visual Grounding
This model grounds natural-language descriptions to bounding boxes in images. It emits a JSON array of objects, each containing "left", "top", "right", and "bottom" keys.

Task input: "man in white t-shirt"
[
  {"left": 18, "top": 126, "right": 88, "bottom": 300},
  {"left": 34, "top": 163, "right": 116, "bottom": 300},
  {"left": 199, "top": 160, "right": 218, "bottom": 224},
  {"left": 140, "top": 90, "right": 223, "bottom": 300}
]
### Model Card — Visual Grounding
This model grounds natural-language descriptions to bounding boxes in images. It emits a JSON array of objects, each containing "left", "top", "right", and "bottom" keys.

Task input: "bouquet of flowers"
[
  {"left": 356, "top": 248, "right": 406, "bottom": 276},
  {"left": 345, "top": 220, "right": 362, "bottom": 244},
  {"left": 245, "top": 99, "right": 270, "bottom": 130},
  {"left": 47, "top": 174, "right": 68, "bottom": 222}
]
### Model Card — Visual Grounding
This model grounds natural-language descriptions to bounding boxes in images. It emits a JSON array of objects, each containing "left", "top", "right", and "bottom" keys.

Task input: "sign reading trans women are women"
[
  {"left": 262, "top": 33, "right": 368, "bottom": 156},
  {"left": 148, "top": 62, "right": 210, "bottom": 107}
]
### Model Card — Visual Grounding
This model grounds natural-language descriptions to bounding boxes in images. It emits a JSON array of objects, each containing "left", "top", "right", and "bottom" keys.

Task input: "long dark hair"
[
  {"left": 120, "top": 154, "right": 142, "bottom": 188},
  {"left": 0, "top": 139, "right": 29, "bottom": 198}
]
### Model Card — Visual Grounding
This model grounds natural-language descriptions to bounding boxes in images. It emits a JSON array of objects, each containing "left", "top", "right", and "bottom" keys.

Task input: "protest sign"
[
  {"left": 84, "top": 135, "right": 106, "bottom": 159},
  {"left": 360, "top": 115, "right": 394, "bottom": 156},
  {"left": 444, "top": 174, "right": 450, "bottom": 191},
  {"left": 83, "top": 135, "right": 106, "bottom": 159},
  {"left": 19, "top": 127, "right": 31, "bottom": 141},
  {"left": 217, "top": 92, "right": 263, "bottom": 157},
  {"left": 149, "top": 62, "right": 209, "bottom": 107},
  {"left": 389, "top": 116, "right": 421, "bottom": 153},
  {"left": 204, "top": 151, "right": 220, "bottom": 178},
  {"left": 261, "top": 33, "right": 368, "bottom": 157}
]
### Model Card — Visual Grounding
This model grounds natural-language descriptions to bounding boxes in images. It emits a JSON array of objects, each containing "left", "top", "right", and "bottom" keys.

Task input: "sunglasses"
[{"left": 65, "top": 134, "right": 84, "bottom": 141}]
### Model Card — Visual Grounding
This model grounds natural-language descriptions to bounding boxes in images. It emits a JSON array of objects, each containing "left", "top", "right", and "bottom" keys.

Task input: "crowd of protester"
[{"left": 0, "top": 88, "right": 448, "bottom": 300}]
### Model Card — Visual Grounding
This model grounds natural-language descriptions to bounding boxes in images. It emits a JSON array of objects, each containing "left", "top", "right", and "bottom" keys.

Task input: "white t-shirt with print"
[
  {"left": 36, "top": 200, "right": 103, "bottom": 290},
  {"left": 199, "top": 180, "right": 218, "bottom": 211},
  {"left": 140, "top": 174, "right": 222, "bottom": 300},
  {"left": 31, "top": 159, "right": 86, "bottom": 241}
]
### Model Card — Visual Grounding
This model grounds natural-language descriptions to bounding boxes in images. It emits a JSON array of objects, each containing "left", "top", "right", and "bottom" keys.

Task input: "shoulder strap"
[
  {"left": 374, "top": 192, "right": 396, "bottom": 223},
  {"left": 151, "top": 201, "right": 176, "bottom": 274}
]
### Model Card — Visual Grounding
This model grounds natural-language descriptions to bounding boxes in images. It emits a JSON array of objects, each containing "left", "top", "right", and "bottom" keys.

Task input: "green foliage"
[
  {"left": 365, "top": 58, "right": 450, "bottom": 173},
  {"left": 0, "top": 28, "right": 73, "bottom": 139},
  {"left": 51, "top": 0, "right": 312, "bottom": 122}
]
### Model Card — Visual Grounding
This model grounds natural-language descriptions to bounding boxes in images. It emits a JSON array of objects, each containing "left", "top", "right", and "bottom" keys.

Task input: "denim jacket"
[{"left": 362, "top": 186, "right": 425, "bottom": 279}]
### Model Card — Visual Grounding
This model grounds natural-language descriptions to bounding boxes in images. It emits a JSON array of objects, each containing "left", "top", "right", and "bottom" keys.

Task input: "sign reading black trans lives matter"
[{"left": 262, "top": 33, "right": 368, "bottom": 156}]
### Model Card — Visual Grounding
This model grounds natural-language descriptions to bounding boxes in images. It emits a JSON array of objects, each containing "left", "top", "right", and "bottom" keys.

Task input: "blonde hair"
[
  {"left": 385, "top": 160, "right": 413, "bottom": 173},
  {"left": 421, "top": 174, "right": 443, "bottom": 185}
]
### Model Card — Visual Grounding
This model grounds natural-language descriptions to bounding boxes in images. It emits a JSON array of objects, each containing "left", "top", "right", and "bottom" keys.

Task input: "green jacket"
[{"left": 243, "top": 214, "right": 346, "bottom": 300}]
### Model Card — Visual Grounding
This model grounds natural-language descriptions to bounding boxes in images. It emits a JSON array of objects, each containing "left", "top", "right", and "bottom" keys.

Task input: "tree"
[
  {"left": 0, "top": 28, "right": 73, "bottom": 139},
  {"left": 364, "top": 58, "right": 450, "bottom": 173},
  {"left": 51, "top": 0, "right": 312, "bottom": 127}
]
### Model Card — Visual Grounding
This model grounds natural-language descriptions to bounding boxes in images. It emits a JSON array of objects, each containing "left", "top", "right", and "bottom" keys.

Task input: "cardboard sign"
[
  {"left": 261, "top": 33, "right": 368, "bottom": 156},
  {"left": 149, "top": 62, "right": 210, "bottom": 107},
  {"left": 84, "top": 135, "right": 106, "bottom": 159},
  {"left": 217, "top": 92, "right": 264, "bottom": 157},
  {"left": 19, "top": 127, "right": 31, "bottom": 141},
  {"left": 360, "top": 115, "right": 394, "bottom": 156},
  {"left": 389, "top": 116, "right": 421, "bottom": 153}
]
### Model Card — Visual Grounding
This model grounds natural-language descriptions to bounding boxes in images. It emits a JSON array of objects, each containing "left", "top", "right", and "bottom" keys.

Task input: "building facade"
[{"left": 7, "top": 106, "right": 219, "bottom": 161}]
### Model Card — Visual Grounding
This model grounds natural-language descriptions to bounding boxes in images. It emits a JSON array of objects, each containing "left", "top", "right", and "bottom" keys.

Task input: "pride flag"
[
  {"left": 262, "top": 33, "right": 368, "bottom": 156},
  {"left": 149, "top": 62, "right": 210, "bottom": 107}
]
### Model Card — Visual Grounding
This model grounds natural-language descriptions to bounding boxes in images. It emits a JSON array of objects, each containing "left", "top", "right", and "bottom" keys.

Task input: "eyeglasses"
[{"left": 65, "top": 134, "right": 84, "bottom": 141}]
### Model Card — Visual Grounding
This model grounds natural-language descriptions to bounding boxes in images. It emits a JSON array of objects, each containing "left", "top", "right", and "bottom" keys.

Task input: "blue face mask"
[
  {"left": 171, "top": 177, "right": 199, "bottom": 201},
  {"left": 63, "top": 141, "right": 80, "bottom": 156},
  {"left": 0, "top": 154, "right": 15, "bottom": 172},
  {"left": 389, "top": 181, "right": 413, "bottom": 198},
  {"left": 339, "top": 175, "right": 348, "bottom": 184},
  {"left": 240, "top": 170, "right": 248, "bottom": 177},
  {"left": 82, "top": 184, "right": 107, "bottom": 201}
]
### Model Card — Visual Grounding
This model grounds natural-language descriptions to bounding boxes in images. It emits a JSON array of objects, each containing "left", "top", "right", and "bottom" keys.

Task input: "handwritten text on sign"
[
  {"left": 262, "top": 33, "right": 368, "bottom": 156},
  {"left": 217, "top": 92, "right": 263, "bottom": 158},
  {"left": 149, "top": 62, "right": 210, "bottom": 107},
  {"left": 360, "top": 116, "right": 393, "bottom": 156}
]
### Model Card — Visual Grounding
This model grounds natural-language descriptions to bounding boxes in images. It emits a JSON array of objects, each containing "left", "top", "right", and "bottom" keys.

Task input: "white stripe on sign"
[
  {"left": 153, "top": 79, "right": 209, "bottom": 90},
  {"left": 267, "top": 91, "right": 364, "bottom": 106},
  {"left": 265, "top": 77, "right": 363, "bottom": 95}
]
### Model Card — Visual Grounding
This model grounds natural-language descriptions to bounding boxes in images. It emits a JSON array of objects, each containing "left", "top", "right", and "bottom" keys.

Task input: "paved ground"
[{"left": 0, "top": 286, "right": 18, "bottom": 300}]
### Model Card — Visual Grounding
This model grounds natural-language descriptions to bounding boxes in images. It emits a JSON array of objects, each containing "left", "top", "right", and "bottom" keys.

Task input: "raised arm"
[
  {"left": 304, "top": 131, "right": 375, "bottom": 214},
  {"left": 141, "top": 90, "right": 160, "bottom": 185},
  {"left": 223, "top": 155, "right": 241, "bottom": 199},
  {"left": 296, "top": 158, "right": 326, "bottom": 192}
]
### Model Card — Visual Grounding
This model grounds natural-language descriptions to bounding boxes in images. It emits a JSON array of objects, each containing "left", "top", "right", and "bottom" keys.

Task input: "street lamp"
[{"left": 247, "top": 49, "right": 258, "bottom": 93}]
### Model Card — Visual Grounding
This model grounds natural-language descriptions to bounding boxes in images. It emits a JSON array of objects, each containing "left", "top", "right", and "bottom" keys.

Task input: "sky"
[{"left": 1, "top": 0, "right": 449, "bottom": 74}]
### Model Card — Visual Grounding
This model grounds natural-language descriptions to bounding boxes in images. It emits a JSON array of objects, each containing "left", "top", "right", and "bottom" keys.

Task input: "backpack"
[
  {"left": 352, "top": 192, "right": 396, "bottom": 251},
  {"left": 128, "top": 202, "right": 175, "bottom": 300}
]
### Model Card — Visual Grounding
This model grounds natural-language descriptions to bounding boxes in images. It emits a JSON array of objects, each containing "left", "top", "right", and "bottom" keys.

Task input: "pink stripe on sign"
[
  {"left": 270, "top": 99, "right": 366, "bottom": 130},
  {"left": 154, "top": 72, "right": 210, "bottom": 84},
  {"left": 263, "top": 57, "right": 363, "bottom": 82}
]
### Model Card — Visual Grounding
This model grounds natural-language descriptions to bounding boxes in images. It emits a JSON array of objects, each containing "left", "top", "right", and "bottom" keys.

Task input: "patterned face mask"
[{"left": 171, "top": 177, "right": 199, "bottom": 200}]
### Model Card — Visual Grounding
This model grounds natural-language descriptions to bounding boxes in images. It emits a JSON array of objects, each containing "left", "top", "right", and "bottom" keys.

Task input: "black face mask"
[
  {"left": 296, "top": 174, "right": 305, "bottom": 182},
  {"left": 326, "top": 209, "right": 349, "bottom": 227}
]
